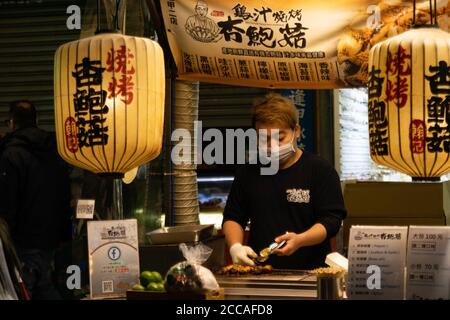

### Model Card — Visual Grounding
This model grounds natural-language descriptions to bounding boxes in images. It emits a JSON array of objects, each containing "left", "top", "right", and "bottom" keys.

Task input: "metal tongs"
[{"left": 254, "top": 240, "right": 287, "bottom": 264}]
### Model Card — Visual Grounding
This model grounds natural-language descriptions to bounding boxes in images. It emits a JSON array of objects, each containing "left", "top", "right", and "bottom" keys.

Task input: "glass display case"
[{"left": 197, "top": 176, "right": 233, "bottom": 229}]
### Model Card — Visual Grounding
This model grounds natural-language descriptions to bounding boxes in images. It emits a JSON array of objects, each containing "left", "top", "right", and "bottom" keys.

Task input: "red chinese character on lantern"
[
  {"left": 386, "top": 45, "right": 411, "bottom": 108},
  {"left": 64, "top": 117, "right": 78, "bottom": 153},
  {"left": 386, "top": 77, "right": 408, "bottom": 108},
  {"left": 410, "top": 119, "right": 426, "bottom": 154},
  {"left": 106, "top": 46, "right": 135, "bottom": 104},
  {"left": 108, "top": 75, "right": 134, "bottom": 104},
  {"left": 106, "top": 46, "right": 135, "bottom": 74},
  {"left": 387, "top": 46, "right": 411, "bottom": 75}
]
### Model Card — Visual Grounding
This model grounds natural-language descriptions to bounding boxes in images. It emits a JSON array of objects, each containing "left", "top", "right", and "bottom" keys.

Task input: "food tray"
[{"left": 146, "top": 224, "right": 215, "bottom": 245}]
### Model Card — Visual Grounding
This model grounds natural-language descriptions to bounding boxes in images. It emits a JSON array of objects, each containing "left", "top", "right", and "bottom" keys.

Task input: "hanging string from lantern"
[
  {"left": 114, "top": 0, "right": 121, "bottom": 32},
  {"left": 433, "top": 0, "right": 437, "bottom": 25},
  {"left": 95, "top": 0, "right": 122, "bottom": 34},
  {"left": 96, "top": 0, "right": 100, "bottom": 34},
  {"left": 429, "top": 0, "right": 432, "bottom": 24},
  {"left": 412, "top": 0, "right": 438, "bottom": 28}
]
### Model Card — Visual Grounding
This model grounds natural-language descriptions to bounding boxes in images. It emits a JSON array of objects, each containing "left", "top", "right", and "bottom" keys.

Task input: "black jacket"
[{"left": 0, "top": 127, "right": 71, "bottom": 250}]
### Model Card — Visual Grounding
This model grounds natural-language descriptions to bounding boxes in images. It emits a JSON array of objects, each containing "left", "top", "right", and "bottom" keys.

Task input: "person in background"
[
  {"left": 0, "top": 100, "right": 71, "bottom": 299},
  {"left": 222, "top": 93, "right": 347, "bottom": 270}
]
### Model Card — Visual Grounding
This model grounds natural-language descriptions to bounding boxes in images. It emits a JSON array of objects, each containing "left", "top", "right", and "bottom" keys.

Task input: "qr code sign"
[{"left": 102, "top": 280, "right": 114, "bottom": 293}]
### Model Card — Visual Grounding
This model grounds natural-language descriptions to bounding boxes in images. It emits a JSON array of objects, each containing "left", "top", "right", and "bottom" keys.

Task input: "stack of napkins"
[{"left": 325, "top": 252, "right": 348, "bottom": 272}]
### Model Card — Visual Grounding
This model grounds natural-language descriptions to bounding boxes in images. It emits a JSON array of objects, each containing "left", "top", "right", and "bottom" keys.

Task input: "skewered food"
[
  {"left": 216, "top": 264, "right": 273, "bottom": 276},
  {"left": 311, "top": 267, "right": 345, "bottom": 277}
]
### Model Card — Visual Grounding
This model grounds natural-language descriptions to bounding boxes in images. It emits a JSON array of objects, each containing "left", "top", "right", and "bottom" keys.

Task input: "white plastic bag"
[{"left": 164, "top": 243, "right": 219, "bottom": 293}]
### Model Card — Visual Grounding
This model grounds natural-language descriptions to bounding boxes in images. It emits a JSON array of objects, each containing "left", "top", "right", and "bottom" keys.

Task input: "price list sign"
[
  {"left": 347, "top": 226, "right": 408, "bottom": 300},
  {"left": 406, "top": 226, "right": 450, "bottom": 300}
]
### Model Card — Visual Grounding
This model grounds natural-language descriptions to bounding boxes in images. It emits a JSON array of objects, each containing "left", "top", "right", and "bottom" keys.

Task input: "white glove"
[{"left": 229, "top": 243, "right": 257, "bottom": 266}]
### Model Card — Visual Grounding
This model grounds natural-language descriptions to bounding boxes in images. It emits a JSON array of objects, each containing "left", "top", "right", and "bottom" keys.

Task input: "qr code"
[{"left": 102, "top": 280, "right": 114, "bottom": 293}]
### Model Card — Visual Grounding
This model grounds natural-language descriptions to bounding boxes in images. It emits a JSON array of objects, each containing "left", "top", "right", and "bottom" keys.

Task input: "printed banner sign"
[{"left": 160, "top": 0, "right": 450, "bottom": 88}]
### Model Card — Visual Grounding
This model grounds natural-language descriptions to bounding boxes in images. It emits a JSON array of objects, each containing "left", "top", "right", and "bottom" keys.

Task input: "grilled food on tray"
[{"left": 217, "top": 264, "right": 273, "bottom": 275}]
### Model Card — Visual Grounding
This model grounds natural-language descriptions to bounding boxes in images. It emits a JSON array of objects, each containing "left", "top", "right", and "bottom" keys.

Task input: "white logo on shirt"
[{"left": 286, "top": 188, "right": 310, "bottom": 204}]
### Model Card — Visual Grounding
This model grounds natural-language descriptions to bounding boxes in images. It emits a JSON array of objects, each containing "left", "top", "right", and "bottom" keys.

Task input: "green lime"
[
  {"left": 140, "top": 271, "right": 153, "bottom": 287},
  {"left": 150, "top": 271, "right": 163, "bottom": 283},
  {"left": 155, "top": 282, "right": 165, "bottom": 292},
  {"left": 146, "top": 282, "right": 160, "bottom": 291},
  {"left": 132, "top": 284, "right": 145, "bottom": 291}
]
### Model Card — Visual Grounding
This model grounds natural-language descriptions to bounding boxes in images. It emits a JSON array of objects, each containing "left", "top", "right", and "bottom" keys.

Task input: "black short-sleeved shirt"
[{"left": 222, "top": 151, "right": 347, "bottom": 270}]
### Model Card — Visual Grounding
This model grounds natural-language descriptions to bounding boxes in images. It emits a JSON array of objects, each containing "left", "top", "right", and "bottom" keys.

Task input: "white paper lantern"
[
  {"left": 54, "top": 33, "right": 165, "bottom": 177},
  {"left": 368, "top": 27, "right": 450, "bottom": 180}
]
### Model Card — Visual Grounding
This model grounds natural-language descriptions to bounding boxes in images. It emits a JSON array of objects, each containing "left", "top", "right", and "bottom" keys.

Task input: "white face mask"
[{"left": 260, "top": 134, "right": 296, "bottom": 164}]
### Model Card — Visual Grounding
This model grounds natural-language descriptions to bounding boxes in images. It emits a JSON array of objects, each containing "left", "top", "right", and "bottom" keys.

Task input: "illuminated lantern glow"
[
  {"left": 368, "top": 27, "right": 450, "bottom": 180},
  {"left": 54, "top": 33, "right": 165, "bottom": 177}
]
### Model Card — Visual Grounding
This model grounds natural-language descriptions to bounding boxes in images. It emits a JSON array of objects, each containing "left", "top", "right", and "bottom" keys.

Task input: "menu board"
[
  {"left": 88, "top": 219, "right": 140, "bottom": 299},
  {"left": 347, "top": 226, "right": 408, "bottom": 300},
  {"left": 406, "top": 226, "right": 450, "bottom": 300}
]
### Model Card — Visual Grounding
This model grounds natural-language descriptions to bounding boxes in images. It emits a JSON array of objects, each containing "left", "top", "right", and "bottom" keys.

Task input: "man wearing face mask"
[{"left": 222, "top": 93, "right": 347, "bottom": 269}]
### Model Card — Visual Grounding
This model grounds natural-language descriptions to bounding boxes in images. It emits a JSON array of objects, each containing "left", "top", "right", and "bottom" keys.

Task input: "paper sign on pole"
[{"left": 76, "top": 199, "right": 95, "bottom": 219}]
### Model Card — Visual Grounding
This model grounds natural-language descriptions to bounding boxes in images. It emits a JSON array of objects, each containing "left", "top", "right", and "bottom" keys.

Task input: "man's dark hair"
[{"left": 9, "top": 100, "right": 37, "bottom": 129}]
